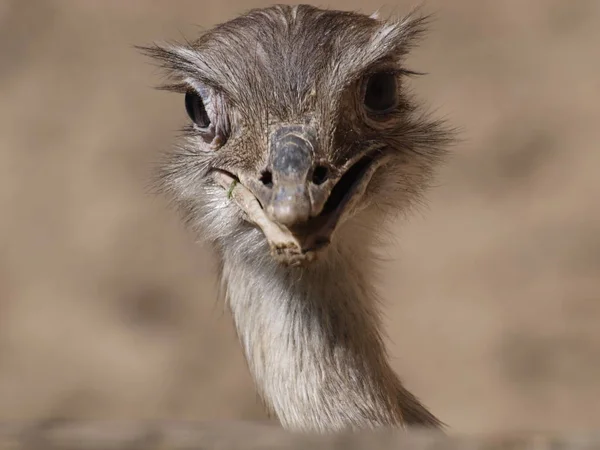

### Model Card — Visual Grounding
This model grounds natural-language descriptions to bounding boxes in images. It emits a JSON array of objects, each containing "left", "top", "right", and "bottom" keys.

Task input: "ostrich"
[{"left": 141, "top": 4, "right": 452, "bottom": 433}]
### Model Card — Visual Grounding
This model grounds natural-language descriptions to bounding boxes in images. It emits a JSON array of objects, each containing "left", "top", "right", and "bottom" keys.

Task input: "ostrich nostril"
[
  {"left": 260, "top": 170, "right": 273, "bottom": 188},
  {"left": 312, "top": 166, "right": 328, "bottom": 185}
]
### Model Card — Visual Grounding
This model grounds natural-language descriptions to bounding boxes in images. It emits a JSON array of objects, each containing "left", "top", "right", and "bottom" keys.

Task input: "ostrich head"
[{"left": 142, "top": 4, "right": 449, "bottom": 266}]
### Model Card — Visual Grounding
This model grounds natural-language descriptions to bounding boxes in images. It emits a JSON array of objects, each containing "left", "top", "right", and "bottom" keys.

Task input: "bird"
[{"left": 140, "top": 4, "right": 453, "bottom": 433}]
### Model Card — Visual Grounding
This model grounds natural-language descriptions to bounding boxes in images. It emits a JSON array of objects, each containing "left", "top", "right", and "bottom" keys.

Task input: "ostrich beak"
[{"left": 213, "top": 129, "right": 390, "bottom": 266}]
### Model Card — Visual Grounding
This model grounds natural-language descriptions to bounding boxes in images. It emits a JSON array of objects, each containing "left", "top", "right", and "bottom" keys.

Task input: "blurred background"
[{"left": 0, "top": 0, "right": 599, "bottom": 434}]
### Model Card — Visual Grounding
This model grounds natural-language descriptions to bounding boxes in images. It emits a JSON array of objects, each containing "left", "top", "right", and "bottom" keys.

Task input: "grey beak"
[{"left": 265, "top": 126, "right": 315, "bottom": 226}]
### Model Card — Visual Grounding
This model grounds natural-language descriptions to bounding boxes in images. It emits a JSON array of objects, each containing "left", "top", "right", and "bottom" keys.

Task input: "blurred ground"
[{"left": 0, "top": 0, "right": 598, "bottom": 434}]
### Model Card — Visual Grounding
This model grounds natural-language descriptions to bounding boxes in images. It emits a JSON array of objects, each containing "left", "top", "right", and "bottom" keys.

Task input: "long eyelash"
[
  {"left": 157, "top": 83, "right": 189, "bottom": 93},
  {"left": 362, "top": 66, "right": 423, "bottom": 80},
  {"left": 397, "top": 68, "right": 426, "bottom": 77}
]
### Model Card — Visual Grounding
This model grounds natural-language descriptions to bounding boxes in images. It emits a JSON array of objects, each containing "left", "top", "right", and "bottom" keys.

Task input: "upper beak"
[{"left": 260, "top": 125, "right": 330, "bottom": 226}]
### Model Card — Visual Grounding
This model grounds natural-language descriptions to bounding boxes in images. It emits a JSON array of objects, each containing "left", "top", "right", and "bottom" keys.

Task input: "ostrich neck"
[{"left": 220, "top": 232, "right": 440, "bottom": 432}]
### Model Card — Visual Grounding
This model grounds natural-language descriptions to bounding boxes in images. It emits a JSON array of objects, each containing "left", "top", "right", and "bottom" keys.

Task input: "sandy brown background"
[{"left": 0, "top": 0, "right": 598, "bottom": 435}]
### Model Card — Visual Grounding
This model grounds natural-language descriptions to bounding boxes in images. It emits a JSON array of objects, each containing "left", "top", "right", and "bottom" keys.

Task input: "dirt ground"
[{"left": 0, "top": 0, "right": 598, "bottom": 434}]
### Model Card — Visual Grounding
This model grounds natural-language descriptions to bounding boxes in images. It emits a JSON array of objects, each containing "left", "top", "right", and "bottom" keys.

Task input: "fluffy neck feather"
[{"left": 219, "top": 222, "right": 441, "bottom": 432}]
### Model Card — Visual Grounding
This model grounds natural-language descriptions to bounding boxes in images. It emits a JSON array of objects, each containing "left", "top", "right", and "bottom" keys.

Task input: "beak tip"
[
  {"left": 266, "top": 184, "right": 312, "bottom": 227},
  {"left": 267, "top": 202, "right": 311, "bottom": 227}
]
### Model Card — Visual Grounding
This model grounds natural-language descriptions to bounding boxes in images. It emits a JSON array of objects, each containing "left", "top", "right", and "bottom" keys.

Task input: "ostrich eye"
[
  {"left": 185, "top": 91, "right": 211, "bottom": 129},
  {"left": 364, "top": 72, "right": 397, "bottom": 113}
]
